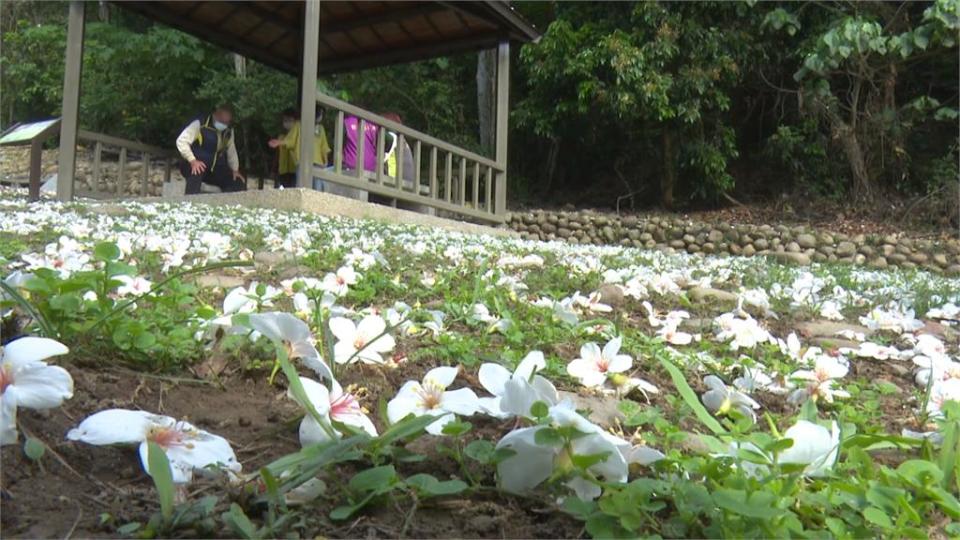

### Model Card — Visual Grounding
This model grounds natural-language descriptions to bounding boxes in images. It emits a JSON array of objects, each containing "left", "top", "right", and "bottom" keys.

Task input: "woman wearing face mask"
[
  {"left": 176, "top": 104, "right": 246, "bottom": 194},
  {"left": 268, "top": 108, "right": 331, "bottom": 189}
]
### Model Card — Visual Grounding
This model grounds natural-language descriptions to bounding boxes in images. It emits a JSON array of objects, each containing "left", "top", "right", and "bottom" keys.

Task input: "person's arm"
[
  {"left": 175, "top": 120, "right": 200, "bottom": 162},
  {"left": 227, "top": 136, "right": 240, "bottom": 172},
  {"left": 279, "top": 122, "right": 299, "bottom": 150}
]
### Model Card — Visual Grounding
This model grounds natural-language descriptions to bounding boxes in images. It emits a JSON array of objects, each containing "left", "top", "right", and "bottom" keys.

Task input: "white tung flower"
[
  {"left": 567, "top": 338, "right": 632, "bottom": 388},
  {"left": 248, "top": 312, "right": 333, "bottom": 381},
  {"left": 701, "top": 375, "right": 760, "bottom": 422},
  {"left": 1, "top": 338, "right": 74, "bottom": 445},
  {"left": 223, "top": 282, "right": 280, "bottom": 315},
  {"left": 113, "top": 275, "right": 153, "bottom": 297},
  {"left": 495, "top": 401, "right": 627, "bottom": 501},
  {"left": 788, "top": 356, "right": 850, "bottom": 404},
  {"left": 322, "top": 266, "right": 359, "bottom": 297},
  {"left": 294, "top": 378, "right": 377, "bottom": 446},
  {"left": 777, "top": 420, "right": 840, "bottom": 477},
  {"left": 478, "top": 351, "right": 559, "bottom": 419},
  {"left": 67, "top": 409, "right": 240, "bottom": 484},
  {"left": 329, "top": 315, "right": 396, "bottom": 365},
  {"left": 387, "top": 366, "right": 479, "bottom": 435}
]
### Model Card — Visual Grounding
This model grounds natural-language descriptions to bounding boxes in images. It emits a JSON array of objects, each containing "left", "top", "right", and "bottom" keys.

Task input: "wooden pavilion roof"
[{"left": 114, "top": 1, "right": 539, "bottom": 75}]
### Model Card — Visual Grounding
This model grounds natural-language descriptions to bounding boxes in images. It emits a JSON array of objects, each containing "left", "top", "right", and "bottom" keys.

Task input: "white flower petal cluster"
[{"left": 1, "top": 338, "right": 74, "bottom": 445}]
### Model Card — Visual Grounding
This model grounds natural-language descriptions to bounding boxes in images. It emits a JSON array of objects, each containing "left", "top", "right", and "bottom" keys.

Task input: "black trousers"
[
  {"left": 182, "top": 162, "right": 246, "bottom": 195},
  {"left": 275, "top": 173, "right": 297, "bottom": 189}
]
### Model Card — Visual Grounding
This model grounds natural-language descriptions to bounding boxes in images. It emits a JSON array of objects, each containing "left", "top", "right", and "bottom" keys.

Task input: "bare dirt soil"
[{"left": 1, "top": 359, "right": 583, "bottom": 539}]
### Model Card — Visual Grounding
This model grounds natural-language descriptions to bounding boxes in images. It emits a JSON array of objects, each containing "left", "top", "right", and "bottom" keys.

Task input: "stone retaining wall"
[{"left": 508, "top": 209, "right": 960, "bottom": 275}]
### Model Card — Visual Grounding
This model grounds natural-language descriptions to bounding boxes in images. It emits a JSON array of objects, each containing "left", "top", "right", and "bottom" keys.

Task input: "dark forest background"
[{"left": 2, "top": 1, "right": 957, "bottom": 224}]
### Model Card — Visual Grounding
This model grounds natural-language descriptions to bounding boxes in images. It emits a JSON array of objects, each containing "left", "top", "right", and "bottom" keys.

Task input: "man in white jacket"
[{"left": 175, "top": 105, "right": 245, "bottom": 194}]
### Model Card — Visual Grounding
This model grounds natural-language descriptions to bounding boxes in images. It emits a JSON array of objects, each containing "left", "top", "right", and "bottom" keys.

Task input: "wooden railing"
[
  {"left": 313, "top": 92, "right": 507, "bottom": 223},
  {"left": 74, "top": 130, "right": 177, "bottom": 199}
]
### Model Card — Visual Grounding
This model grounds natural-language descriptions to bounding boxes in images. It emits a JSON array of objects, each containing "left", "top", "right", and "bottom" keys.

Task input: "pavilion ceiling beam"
[
  {"left": 227, "top": 1, "right": 298, "bottom": 35},
  {"left": 321, "top": 3, "right": 447, "bottom": 35},
  {"left": 317, "top": 32, "right": 503, "bottom": 75},
  {"left": 118, "top": 2, "right": 297, "bottom": 74}
]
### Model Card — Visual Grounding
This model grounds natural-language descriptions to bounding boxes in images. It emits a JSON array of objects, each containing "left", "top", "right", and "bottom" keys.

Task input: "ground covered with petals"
[{"left": 1, "top": 189, "right": 959, "bottom": 539}]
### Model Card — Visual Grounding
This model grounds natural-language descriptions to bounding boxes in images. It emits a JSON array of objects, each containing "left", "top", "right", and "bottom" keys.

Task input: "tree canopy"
[{"left": 0, "top": 0, "right": 956, "bottom": 218}]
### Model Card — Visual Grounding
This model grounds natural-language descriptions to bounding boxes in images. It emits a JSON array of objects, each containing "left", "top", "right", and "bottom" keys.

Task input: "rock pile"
[{"left": 508, "top": 209, "right": 960, "bottom": 275}]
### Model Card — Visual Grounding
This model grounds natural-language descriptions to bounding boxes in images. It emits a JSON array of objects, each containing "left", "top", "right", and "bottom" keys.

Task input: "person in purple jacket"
[{"left": 342, "top": 115, "right": 379, "bottom": 173}]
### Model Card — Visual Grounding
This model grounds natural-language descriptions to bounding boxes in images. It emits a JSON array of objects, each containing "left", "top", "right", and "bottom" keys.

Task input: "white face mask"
[
  {"left": 282, "top": 120, "right": 294, "bottom": 131},
  {"left": 214, "top": 121, "right": 228, "bottom": 131}
]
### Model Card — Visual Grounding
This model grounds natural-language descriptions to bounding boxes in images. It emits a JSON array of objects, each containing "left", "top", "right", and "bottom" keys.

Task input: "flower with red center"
[
  {"left": 322, "top": 266, "right": 359, "bottom": 297},
  {"left": 387, "top": 366, "right": 480, "bottom": 435},
  {"left": 1, "top": 337, "right": 73, "bottom": 446},
  {"left": 67, "top": 409, "right": 240, "bottom": 484},
  {"left": 294, "top": 378, "right": 377, "bottom": 446},
  {"left": 788, "top": 356, "right": 850, "bottom": 404},
  {"left": 567, "top": 337, "right": 633, "bottom": 388}
]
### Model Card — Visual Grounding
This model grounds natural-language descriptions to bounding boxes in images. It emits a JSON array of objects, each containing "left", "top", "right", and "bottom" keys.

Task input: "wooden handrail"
[
  {"left": 77, "top": 129, "right": 176, "bottom": 157},
  {"left": 315, "top": 92, "right": 502, "bottom": 171}
]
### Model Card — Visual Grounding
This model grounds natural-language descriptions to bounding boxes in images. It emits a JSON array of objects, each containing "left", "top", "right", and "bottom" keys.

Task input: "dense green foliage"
[{"left": 1, "top": 0, "right": 956, "bottom": 214}]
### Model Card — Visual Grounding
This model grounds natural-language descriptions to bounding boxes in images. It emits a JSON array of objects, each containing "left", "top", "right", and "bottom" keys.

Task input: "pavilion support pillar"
[
  {"left": 494, "top": 40, "right": 510, "bottom": 215},
  {"left": 297, "top": 0, "right": 321, "bottom": 189},
  {"left": 57, "top": 0, "right": 86, "bottom": 201}
]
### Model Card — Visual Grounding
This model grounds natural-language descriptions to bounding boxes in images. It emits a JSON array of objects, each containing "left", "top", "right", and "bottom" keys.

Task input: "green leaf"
[
  {"left": 134, "top": 331, "right": 157, "bottom": 350},
  {"left": 376, "top": 412, "right": 438, "bottom": 447},
  {"left": 116, "top": 522, "right": 141, "bottom": 535},
  {"left": 657, "top": 355, "right": 726, "bottom": 435},
  {"left": 23, "top": 437, "right": 45, "bottom": 461},
  {"left": 440, "top": 420, "right": 472, "bottom": 437},
  {"left": 145, "top": 441, "right": 175, "bottom": 521},
  {"left": 713, "top": 489, "right": 782, "bottom": 519},
  {"left": 349, "top": 465, "right": 398, "bottom": 493},
  {"left": 571, "top": 451, "right": 611, "bottom": 470},
  {"left": 405, "top": 473, "right": 468, "bottom": 497},
  {"left": 464, "top": 440, "right": 496, "bottom": 464},
  {"left": 94, "top": 241, "right": 121, "bottom": 262},
  {"left": 222, "top": 503, "right": 259, "bottom": 539},
  {"left": 534, "top": 427, "right": 564, "bottom": 447},
  {"left": 530, "top": 400, "right": 549, "bottom": 418},
  {"left": 863, "top": 506, "right": 892, "bottom": 529},
  {"left": 896, "top": 459, "right": 943, "bottom": 488}
]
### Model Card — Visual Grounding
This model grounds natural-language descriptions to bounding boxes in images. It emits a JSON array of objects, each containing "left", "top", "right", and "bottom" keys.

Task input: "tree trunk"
[
  {"left": 811, "top": 94, "right": 873, "bottom": 203},
  {"left": 836, "top": 125, "right": 871, "bottom": 202},
  {"left": 234, "top": 54, "right": 247, "bottom": 79},
  {"left": 542, "top": 137, "right": 560, "bottom": 196},
  {"left": 661, "top": 130, "right": 676, "bottom": 210},
  {"left": 476, "top": 49, "right": 496, "bottom": 154}
]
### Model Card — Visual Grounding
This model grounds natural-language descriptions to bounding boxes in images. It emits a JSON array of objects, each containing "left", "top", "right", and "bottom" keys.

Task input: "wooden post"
[
  {"left": 333, "top": 110, "right": 344, "bottom": 173},
  {"left": 429, "top": 146, "right": 438, "bottom": 198},
  {"left": 459, "top": 157, "right": 467, "bottom": 206},
  {"left": 396, "top": 134, "right": 405, "bottom": 190},
  {"left": 356, "top": 119, "right": 366, "bottom": 179},
  {"left": 472, "top": 161, "right": 480, "bottom": 209},
  {"left": 92, "top": 141, "right": 102, "bottom": 195},
  {"left": 57, "top": 0, "right": 86, "bottom": 201},
  {"left": 413, "top": 140, "right": 422, "bottom": 192},
  {"left": 29, "top": 138, "right": 43, "bottom": 201},
  {"left": 494, "top": 40, "right": 510, "bottom": 215},
  {"left": 117, "top": 147, "right": 127, "bottom": 195},
  {"left": 484, "top": 166, "right": 493, "bottom": 212},
  {"left": 376, "top": 127, "right": 385, "bottom": 184},
  {"left": 297, "top": 0, "right": 320, "bottom": 188},
  {"left": 141, "top": 153, "right": 150, "bottom": 196},
  {"left": 444, "top": 152, "right": 452, "bottom": 202}
]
